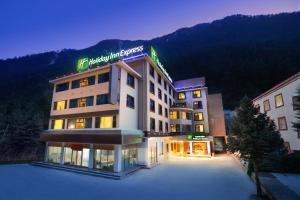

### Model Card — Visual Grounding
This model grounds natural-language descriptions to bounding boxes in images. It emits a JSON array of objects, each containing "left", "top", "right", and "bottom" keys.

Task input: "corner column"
[
  {"left": 88, "top": 144, "right": 94, "bottom": 169},
  {"left": 114, "top": 145, "right": 122, "bottom": 173},
  {"left": 207, "top": 141, "right": 211, "bottom": 157}
]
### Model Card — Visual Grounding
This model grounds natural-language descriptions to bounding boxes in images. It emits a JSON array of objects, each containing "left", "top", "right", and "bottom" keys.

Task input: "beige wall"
[{"left": 207, "top": 94, "right": 226, "bottom": 136}]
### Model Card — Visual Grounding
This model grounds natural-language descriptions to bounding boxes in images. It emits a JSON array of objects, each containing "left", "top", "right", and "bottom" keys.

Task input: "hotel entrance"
[
  {"left": 64, "top": 144, "right": 90, "bottom": 167},
  {"left": 169, "top": 137, "right": 211, "bottom": 157}
]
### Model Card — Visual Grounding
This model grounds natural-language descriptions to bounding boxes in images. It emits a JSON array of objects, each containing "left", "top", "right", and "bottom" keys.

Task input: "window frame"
[
  {"left": 278, "top": 116, "right": 288, "bottom": 131},
  {"left": 195, "top": 124, "right": 205, "bottom": 133},
  {"left": 194, "top": 112, "right": 204, "bottom": 121},
  {"left": 127, "top": 73, "right": 135, "bottom": 88},
  {"left": 150, "top": 118, "right": 155, "bottom": 131},
  {"left": 274, "top": 93, "right": 284, "bottom": 108},
  {"left": 149, "top": 65, "right": 155, "bottom": 78},
  {"left": 149, "top": 81, "right": 155, "bottom": 95},
  {"left": 150, "top": 99, "right": 155, "bottom": 113},
  {"left": 292, "top": 96, "right": 300, "bottom": 111},
  {"left": 126, "top": 95, "right": 135, "bottom": 109},
  {"left": 158, "top": 104, "right": 163, "bottom": 115},
  {"left": 98, "top": 72, "right": 110, "bottom": 83},
  {"left": 263, "top": 99, "right": 271, "bottom": 112},
  {"left": 178, "top": 92, "right": 186, "bottom": 100},
  {"left": 193, "top": 90, "right": 202, "bottom": 98}
]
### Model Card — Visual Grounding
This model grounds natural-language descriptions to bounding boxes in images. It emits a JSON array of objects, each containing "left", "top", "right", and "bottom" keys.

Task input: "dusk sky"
[{"left": 0, "top": 0, "right": 299, "bottom": 59}]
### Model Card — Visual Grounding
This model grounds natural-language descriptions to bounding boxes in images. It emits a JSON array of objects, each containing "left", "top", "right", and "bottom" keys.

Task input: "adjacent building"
[
  {"left": 40, "top": 46, "right": 226, "bottom": 173},
  {"left": 253, "top": 72, "right": 300, "bottom": 152}
]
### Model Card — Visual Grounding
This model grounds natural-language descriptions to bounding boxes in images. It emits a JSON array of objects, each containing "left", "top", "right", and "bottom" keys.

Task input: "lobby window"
[
  {"left": 164, "top": 80, "right": 167, "bottom": 90},
  {"left": 68, "top": 118, "right": 92, "bottom": 129},
  {"left": 275, "top": 94, "right": 284, "bottom": 108},
  {"left": 150, "top": 81, "right": 155, "bottom": 94},
  {"left": 71, "top": 76, "right": 95, "bottom": 89},
  {"left": 293, "top": 96, "right": 300, "bottom": 110},
  {"left": 159, "top": 120, "right": 163, "bottom": 132},
  {"left": 157, "top": 74, "right": 162, "bottom": 85},
  {"left": 96, "top": 94, "right": 109, "bottom": 105},
  {"left": 127, "top": 73, "right": 135, "bottom": 88},
  {"left": 98, "top": 72, "right": 110, "bottom": 83},
  {"left": 150, "top": 99, "right": 155, "bottom": 112},
  {"left": 95, "top": 116, "right": 116, "bottom": 128},
  {"left": 165, "top": 122, "right": 169, "bottom": 132},
  {"left": 165, "top": 108, "right": 168, "bottom": 118},
  {"left": 178, "top": 92, "right": 186, "bottom": 100},
  {"left": 55, "top": 82, "right": 69, "bottom": 92},
  {"left": 47, "top": 145, "right": 61, "bottom": 163},
  {"left": 53, "top": 100, "right": 67, "bottom": 110},
  {"left": 193, "top": 90, "right": 202, "bottom": 98},
  {"left": 278, "top": 117, "right": 287, "bottom": 131},
  {"left": 94, "top": 149, "right": 114, "bottom": 171},
  {"left": 263, "top": 99, "right": 271, "bottom": 112},
  {"left": 193, "top": 101, "right": 203, "bottom": 109},
  {"left": 170, "top": 111, "right": 178, "bottom": 119},
  {"left": 195, "top": 124, "right": 204, "bottom": 133},
  {"left": 158, "top": 104, "right": 162, "bottom": 115},
  {"left": 194, "top": 112, "right": 204, "bottom": 121},
  {"left": 126, "top": 95, "right": 135, "bottom": 109},
  {"left": 150, "top": 118, "right": 155, "bottom": 131},
  {"left": 181, "top": 112, "right": 187, "bottom": 120},
  {"left": 51, "top": 119, "right": 64, "bottom": 130},
  {"left": 149, "top": 65, "right": 155, "bottom": 78},
  {"left": 158, "top": 88, "right": 162, "bottom": 100},
  {"left": 164, "top": 94, "right": 168, "bottom": 104}
]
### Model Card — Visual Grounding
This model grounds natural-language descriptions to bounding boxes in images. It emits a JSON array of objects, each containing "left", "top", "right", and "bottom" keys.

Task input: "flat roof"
[{"left": 253, "top": 71, "right": 300, "bottom": 101}]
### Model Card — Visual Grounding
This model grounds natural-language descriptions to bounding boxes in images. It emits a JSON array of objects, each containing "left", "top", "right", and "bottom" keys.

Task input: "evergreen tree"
[{"left": 227, "top": 96, "right": 286, "bottom": 198}]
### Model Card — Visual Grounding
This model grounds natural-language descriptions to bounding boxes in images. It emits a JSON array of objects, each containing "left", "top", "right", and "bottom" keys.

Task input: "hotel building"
[
  {"left": 253, "top": 72, "right": 300, "bottom": 152},
  {"left": 41, "top": 47, "right": 226, "bottom": 173}
]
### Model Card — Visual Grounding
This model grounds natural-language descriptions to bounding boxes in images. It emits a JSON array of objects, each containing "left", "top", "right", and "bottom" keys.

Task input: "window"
[
  {"left": 275, "top": 94, "right": 284, "bottom": 108},
  {"left": 70, "top": 96, "right": 94, "bottom": 108},
  {"left": 71, "top": 76, "right": 95, "bottom": 89},
  {"left": 181, "top": 112, "right": 187, "bottom": 120},
  {"left": 169, "top": 86, "right": 172, "bottom": 95},
  {"left": 157, "top": 74, "right": 162, "bottom": 85},
  {"left": 194, "top": 112, "right": 204, "bottom": 121},
  {"left": 193, "top": 90, "right": 202, "bottom": 98},
  {"left": 56, "top": 82, "right": 69, "bottom": 92},
  {"left": 171, "top": 124, "right": 180, "bottom": 132},
  {"left": 149, "top": 65, "right": 154, "bottom": 77},
  {"left": 165, "top": 108, "right": 168, "bottom": 118},
  {"left": 165, "top": 122, "right": 169, "bottom": 132},
  {"left": 178, "top": 92, "right": 186, "bottom": 100},
  {"left": 127, "top": 73, "right": 135, "bottom": 88},
  {"left": 95, "top": 116, "right": 116, "bottom": 128},
  {"left": 94, "top": 149, "right": 115, "bottom": 171},
  {"left": 150, "top": 99, "right": 155, "bottom": 112},
  {"left": 158, "top": 104, "right": 162, "bottom": 115},
  {"left": 186, "top": 112, "right": 192, "bottom": 120},
  {"left": 170, "top": 111, "right": 178, "bottom": 119},
  {"left": 263, "top": 99, "right": 271, "bottom": 112},
  {"left": 52, "top": 119, "right": 64, "bottom": 129},
  {"left": 164, "top": 81, "right": 167, "bottom": 90},
  {"left": 150, "top": 118, "right": 155, "bottom": 131},
  {"left": 96, "top": 94, "right": 109, "bottom": 105},
  {"left": 158, "top": 88, "right": 162, "bottom": 100},
  {"left": 98, "top": 72, "right": 110, "bottom": 83},
  {"left": 150, "top": 81, "right": 155, "bottom": 94},
  {"left": 159, "top": 120, "right": 163, "bottom": 132},
  {"left": 193, "top": 101, "right": 203, "bottom": 109},
  {"left": 195, "top": 124, "right": 204, "bottom": 133},
  {"left": 126, "top": 95, "right": 135, "bottom": 109},
  {"left": 67, "top": 118, "right": 92, "bottom": 129},
  {"left": 54, "top": 100, "right": 67, "bottom": 110},
  {"left": 293, "top": 96, "right": 300, "bottom": 110},
  {"left": 169, "top": 98, "right": 172, "bottom": 107},
  {"left": 278, "top": 117, "right": 287, "bottom": 131},
  {"left": 164, "top": 94, "right": 167, "bottom": 104}
]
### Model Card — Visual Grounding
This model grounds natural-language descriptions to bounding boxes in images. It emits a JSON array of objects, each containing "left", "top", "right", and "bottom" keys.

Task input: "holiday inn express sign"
[{"left": 76, "top": 45, "right": 172, "bottom": 82}]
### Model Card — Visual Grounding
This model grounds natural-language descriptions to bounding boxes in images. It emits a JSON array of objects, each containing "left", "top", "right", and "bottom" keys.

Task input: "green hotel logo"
[{"left": 77, "top": 58, "right": 89, "bottom": 72}]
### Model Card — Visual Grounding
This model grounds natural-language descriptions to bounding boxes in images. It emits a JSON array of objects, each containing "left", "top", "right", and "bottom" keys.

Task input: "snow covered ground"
[
  {"left": 273, "top": 173, "right": 300, "bottom": 196},
  {"left": 0, "top": 155, "right": 255, "bottom": 200}
]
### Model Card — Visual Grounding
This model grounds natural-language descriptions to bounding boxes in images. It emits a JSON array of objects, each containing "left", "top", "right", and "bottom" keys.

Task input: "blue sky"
[{"left": 0, "top": 0, "right": 298, "bottom": 59}]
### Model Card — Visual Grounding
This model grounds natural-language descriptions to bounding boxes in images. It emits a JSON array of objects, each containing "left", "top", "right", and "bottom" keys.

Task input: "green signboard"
[
  {"left": 187, "top": 134, "right": 207, "bottom": 140},
  {"left": 150, "top": 47, "right": 173, "bottom": 82}
]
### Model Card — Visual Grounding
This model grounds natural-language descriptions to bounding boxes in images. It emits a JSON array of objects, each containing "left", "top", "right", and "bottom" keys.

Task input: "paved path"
[{"left": 0, "top": 155, "right": 256, "bottom": 200}]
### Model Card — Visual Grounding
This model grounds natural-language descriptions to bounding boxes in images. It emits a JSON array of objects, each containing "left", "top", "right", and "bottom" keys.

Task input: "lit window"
[
  {"left": 75, "top": 118, "right": 85, "bottom": 129},
  {"left": 275, "top": 94, "right": 284, "bottom": 108},
  {"left": 79, "top": 79, "right": 88, "bottom": 87},
  {"left": 178, "top": 92, "right": 186, "bottom": 100},
  {"left": 193, "top": 90, "right": 201, "bottom": 98},
  {"left": 278, "top": 117, "right": 287, "bottom": 131},
  {"left": 181, "top": 112, "right": 187, "bottom": 120},
  {"left": 100, "top": 116, "right": 114, "bottom": 128},
  {"left": 195, "top": 124, "right": 204, "bottom": 132},
  {"left": 193, "top": 101, "right": 203, "bottom": 109},
  {"left": 194, "top": 112, "right": 204, "bottom": 121},
  {"left": 170, "top": 111, "right": 178, "bottom": 119},
  {"left": 170, "top": 124, "right": 176, "bottom": 132},
  {"left": 78, "top": 98, "right": 87, "bottom": 107},
  {"left": 55, "top": 100, "right": 66, "bottom": 110},
  {"left": 53, "top": 119, "right": 64, "bottom": 129},
  {"left": 263, "top": 99, "right": 270, "bottom": 112}
]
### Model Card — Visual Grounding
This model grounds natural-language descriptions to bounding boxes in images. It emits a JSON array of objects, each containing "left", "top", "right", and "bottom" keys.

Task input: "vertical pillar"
[
  {"left": 88, "top": 144, "right": 94, "bottom": 169},
  {"left": 207, "top": 141, "right": 211, "bottom": 157},
  {"left": 60, "top": 142, "right": 65, "bottom": 165},
  {"left": 114, "top": 145, "right": 122, "bottom": 173},
  {"left": 189, "top": 141, "right": 193, "bottom": 156},
  {"left": 92, "top": 117, "right": 96, "bottom": 128},
  {"left": 44, "top": 142, "right": 48, "bottom": 162}
]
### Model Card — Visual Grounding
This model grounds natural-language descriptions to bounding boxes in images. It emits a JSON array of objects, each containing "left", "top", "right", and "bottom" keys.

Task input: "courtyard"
[{"left": 0, "top": 155, "right": 256, "bottom": 200}]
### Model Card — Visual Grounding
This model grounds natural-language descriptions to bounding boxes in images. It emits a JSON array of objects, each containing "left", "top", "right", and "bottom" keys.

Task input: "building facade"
[
  {"left": 253, "top": 72, "right": 300, "bottom": 152},
  {"left": 41, "top": 48, "right": 226, "bottom": 173}
]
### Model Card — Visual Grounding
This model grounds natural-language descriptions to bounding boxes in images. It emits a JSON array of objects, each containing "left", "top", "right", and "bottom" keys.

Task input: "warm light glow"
[
  {"left": 275, "top": 94, "right": 284, "bottom": 107},
  {"left": 170, "top": 124, "right": 176, "bottom": 132},
  {"left": 79, "top": 79, "right": 88, "bottom": 87},
  {"left": 54, "top": 119, "right": 64, "bottom": 129},
  {"left": 56, "top": 101, "right": 66, "bottom": 110},
  {"left": 78, "top": 98, "right": 86, "bottom": 107},
  {"left": 75, "top": 118, "right": 85, "bottom": 129},
  {"left": 100, "top": 116, "right": 113, "bottom": 128},
  {"left": 178, "top": 92, "right": 186, "bottom": 100},
  {"left": 170, "top": 111, "right": 177, "bottom": 119},
  {"left": 181, "top": 112, "right": 187, "bottom": 120},
  {"left": 193, "top": 90, "right": 201, "bottom": 98},
  {"left": 194, "top": 112, "right": 204, "bottom": 120},
  {"left": 195, "top": 124, "right": 204, "bottom": 132}
]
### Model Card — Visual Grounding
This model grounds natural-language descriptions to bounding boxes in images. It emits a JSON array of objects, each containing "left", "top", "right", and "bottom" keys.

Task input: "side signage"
[{"left": 150, "top": 47, "right": 173, "bottom": 83}]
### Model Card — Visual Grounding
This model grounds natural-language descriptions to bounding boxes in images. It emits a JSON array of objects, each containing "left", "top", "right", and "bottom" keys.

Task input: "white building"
[{"left": 253, "top": 72, "right": 300, "bottom": 152}]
